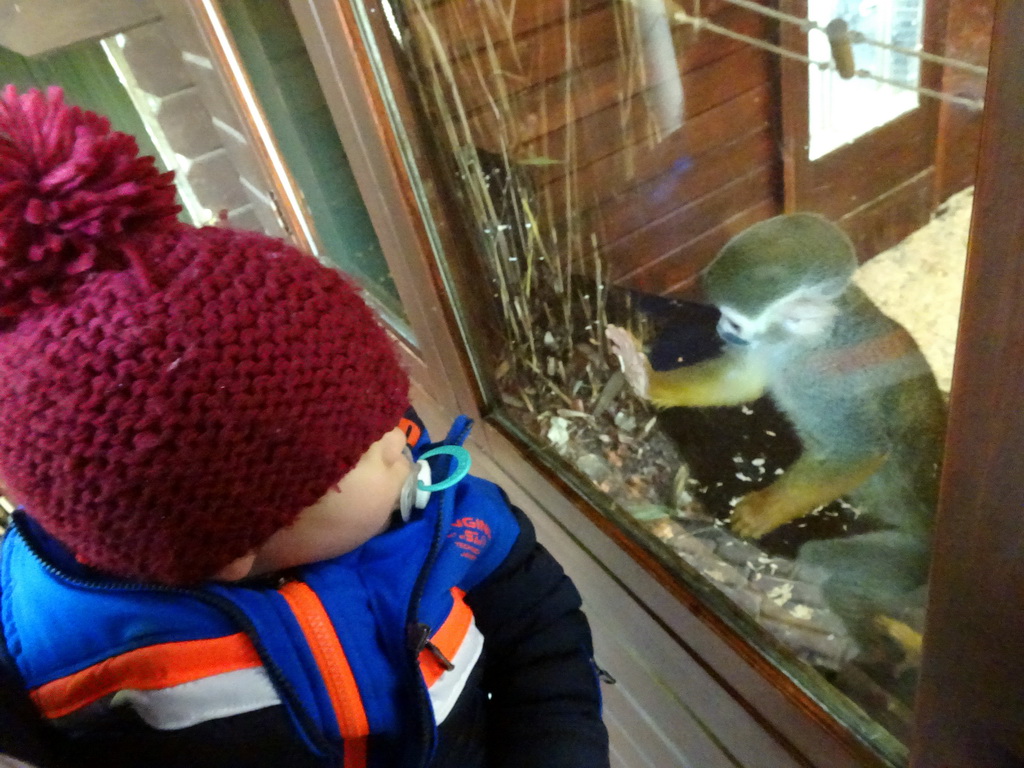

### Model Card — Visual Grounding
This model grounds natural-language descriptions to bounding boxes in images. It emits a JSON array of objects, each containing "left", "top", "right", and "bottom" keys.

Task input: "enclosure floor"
[{"left": 854, "top": 187, "right": 974, "bottom": 393}]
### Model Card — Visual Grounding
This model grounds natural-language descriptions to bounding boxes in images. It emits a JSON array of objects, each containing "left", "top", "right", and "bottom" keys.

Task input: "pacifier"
[{"left": 398, "top": 445, "right": 472, "bottom": 521}]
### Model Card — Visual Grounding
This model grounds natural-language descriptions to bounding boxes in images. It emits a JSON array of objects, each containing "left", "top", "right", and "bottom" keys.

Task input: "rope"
[
  {"left": 681, "top": 12, "right": 818, "bottom": 65},
  {"left": 714, "top": 0, "right": 816, "bottom": 32},
  {"left": 674, "top": 10, "right": 985, "bottom": 110},
  {"left": 847, "top": 30, "right": 988, "bottom": 76},
  {"left": 712, "top": 0, "right": 989, "bottom": 77}
]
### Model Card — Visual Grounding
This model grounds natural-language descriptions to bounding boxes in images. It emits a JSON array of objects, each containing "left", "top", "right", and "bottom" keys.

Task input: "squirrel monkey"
[{"left": 608, "top": 214, "right": 947, "bottom": 646}]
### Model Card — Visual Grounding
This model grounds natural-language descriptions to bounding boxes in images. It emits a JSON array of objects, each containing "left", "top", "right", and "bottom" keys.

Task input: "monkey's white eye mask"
[{"left": 719, "top": 287, "right": 840, "bottom": 347}]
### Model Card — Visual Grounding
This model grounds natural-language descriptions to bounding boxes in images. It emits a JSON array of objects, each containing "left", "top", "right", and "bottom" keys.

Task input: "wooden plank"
[
  {"left": 408, "top": 0, "right": 607, "bottom": 62},
  {"left": 593, "top": 126, "right": 775, "bottom": 244},
  {"left": 534, "top": 42, "right": 771, "bottom": 168},
  {"left": 440, "top": 6, "right": 625, "bottom": 116},
  {"left": 525, "top": 6, "right": 772, "bottom": 180},
  {"left": 530, "top": 50, "right": 773, "bottom": 218},
  {"left": 536, "top": 84, "right": 772, "bottom": 211},
  {"left": 409, "top": 0, "right": 738, "bottom": 60},
  {"left": 441, "top": 1, "right": 770, "bottom": 117},
  {"left": 837, "top": 169, "right": 934, "bottom": 262},
  {"left": 605, "top": 164, "right": 774, "bottom": 284},
  {"left": 672, "top": 2, "right": 773, "bottom": 74},
  {"left": 933, "top": 0, "right": 992, "bottom": 202},
  {"left": 0, "top": 0, "right": 158, "bottom": 56},
  {"left": 464, "top": 42, "right": 676, "bottom": 153},
  {"left": 776, "top": 0, "right": 809, "bottom": 214},
  {"left": 466, "top": 33, "right": 770, "bottom": 157},
  {"left": 653, "top": 199, "right": 778, "bottom": 295},
  {"left": 799, "top": 109, "right": 935, "bottom": 221}
]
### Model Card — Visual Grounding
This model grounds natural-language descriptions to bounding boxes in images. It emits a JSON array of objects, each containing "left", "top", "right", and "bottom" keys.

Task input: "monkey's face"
[
  {"left": 717, "top": 288, "right": 840, "bottom": 348},
  {"left": 716, "top": 307, "right": 758, "bottom": 346}
]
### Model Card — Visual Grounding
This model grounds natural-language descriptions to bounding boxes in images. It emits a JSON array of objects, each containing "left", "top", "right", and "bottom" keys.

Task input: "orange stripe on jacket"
[
  {"left": 398, "top": 417, "right": 422, "bottom": 448},
  {"left": 30, "top": 633, "right": 262, "bottom": 720},
  {"left": 279, "top": 581, "right": 368, "bottom": 768},
  {"left": 419, "top": 588, "right": 473, "bottom": 686}
]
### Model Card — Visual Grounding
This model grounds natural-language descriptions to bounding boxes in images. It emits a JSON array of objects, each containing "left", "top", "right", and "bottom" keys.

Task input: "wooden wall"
[
  {"left": 408, "top": 0, "right": 782, "bottom": 297},
  {"left": 934, "top": 0, "right": 994, "bottom": 202},
  {"left": 407, "top": 0, "right": 990, "bottom": 300}
]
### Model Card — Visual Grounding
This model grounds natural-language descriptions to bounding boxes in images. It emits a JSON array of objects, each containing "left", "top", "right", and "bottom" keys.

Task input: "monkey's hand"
[
  {"left": 730, "top": 487, "right": 805, "bottom": 539},
  {"left": 606, "top": 325, "right": 650, "bottom": 399},
  {"left": 730, "top": 452, "right": 887, "bottom": 538}
]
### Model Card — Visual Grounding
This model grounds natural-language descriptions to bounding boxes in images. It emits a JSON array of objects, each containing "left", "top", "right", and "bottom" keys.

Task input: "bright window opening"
[{"left": 808, "top": 0, "right": 924, "bottom": 160}]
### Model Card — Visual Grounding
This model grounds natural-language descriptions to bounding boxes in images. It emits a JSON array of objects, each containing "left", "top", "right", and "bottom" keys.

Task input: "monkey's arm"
[
  {"left": 731, "top": 451, "right": 886, "bottom": 538},
  {"left": 606, "top": 325, "right": 767, "bottom": 407},
  {"left": 648, "top": 353, "right": 768, "bottom": 408}
]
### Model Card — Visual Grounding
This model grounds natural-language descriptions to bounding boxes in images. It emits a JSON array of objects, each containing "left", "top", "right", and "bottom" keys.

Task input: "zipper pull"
[
  {"left": 406, "top": 622, "right": 455, "bottom": 671},
  {"left": 593, "top": 658, "right": 617, "bottom": 685},
  {"left": 425, "top": 640, "right": 455, "bottom": 671}
]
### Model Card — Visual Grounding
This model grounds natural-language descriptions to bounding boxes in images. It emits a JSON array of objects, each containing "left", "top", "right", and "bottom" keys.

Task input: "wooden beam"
[
  {"left": 912, "top": 1, "right": 1024, "bottom": 765},
  {"left": 0, "top": 0, "right": 159, "bottom": 57}
]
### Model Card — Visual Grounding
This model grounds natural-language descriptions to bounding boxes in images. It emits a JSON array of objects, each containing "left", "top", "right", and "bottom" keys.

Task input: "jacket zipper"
[
  {"left": 276, "top": 578, "right": 371, "bottom": 768},
  {"left": 403, "top": 417, "right": 473, "bottom": 768}
]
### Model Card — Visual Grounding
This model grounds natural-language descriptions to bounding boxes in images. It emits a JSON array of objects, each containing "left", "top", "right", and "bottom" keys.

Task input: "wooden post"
[{"left": 913, "top": 1, "right": 1024, "bottom": 765}]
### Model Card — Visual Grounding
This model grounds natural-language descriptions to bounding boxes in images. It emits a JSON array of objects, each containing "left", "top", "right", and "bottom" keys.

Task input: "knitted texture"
[
  {"left": 0, "top": 86, "right": 179, "bottom": 318},
  {"left": 0, "top": 87, "right": 409, "bottom": 584}
]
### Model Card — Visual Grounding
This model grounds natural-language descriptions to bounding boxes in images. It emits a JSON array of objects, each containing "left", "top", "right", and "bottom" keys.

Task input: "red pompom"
[{"left": 0, "top": 86, "right": 181, "bottom": 319}]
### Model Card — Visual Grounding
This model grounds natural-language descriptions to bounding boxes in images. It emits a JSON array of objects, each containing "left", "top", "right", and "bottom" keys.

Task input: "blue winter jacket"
[{"left": 0, "top": 416, "right": 609, "bottom": 768}]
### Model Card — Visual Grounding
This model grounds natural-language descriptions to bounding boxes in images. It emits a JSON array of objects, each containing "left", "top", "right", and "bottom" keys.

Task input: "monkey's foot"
[
  {"left": 874, "top": 615, "right": 923, "bottom": 666},
  {"left": 605, "top": 325, "right": 650, "bottom": 399},
  {"left": 729, "top": 490, "right": 800, "bottom": 539}
]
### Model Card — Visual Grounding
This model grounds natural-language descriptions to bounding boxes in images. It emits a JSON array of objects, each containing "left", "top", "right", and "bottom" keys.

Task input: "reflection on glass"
[
  {"left": 808, "top": 0, "right": 924, "bottom": 159},
  {"left": 101, "top": 35, "right": 213, "bottom": 227},
  {"left": 222, "top": 0, "right": 406, "bottom": 320},
  {"left": 381, "top": 0, "right": 984, "bottom": 760}
]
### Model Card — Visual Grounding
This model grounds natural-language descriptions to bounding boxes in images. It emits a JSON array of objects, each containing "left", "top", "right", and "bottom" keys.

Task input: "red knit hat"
[{"left": 0, "top": 86, "right": 409, "bottom": 584}]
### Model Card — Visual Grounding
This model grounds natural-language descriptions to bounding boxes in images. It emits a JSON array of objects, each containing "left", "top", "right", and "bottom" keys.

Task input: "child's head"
[{"left": 0, "top": 86, "right": 410, "bottom": 584}]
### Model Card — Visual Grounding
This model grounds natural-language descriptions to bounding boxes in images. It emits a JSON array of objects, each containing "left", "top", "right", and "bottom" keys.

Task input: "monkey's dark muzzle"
[{"left": 718, "top": 330, "right": 750, "bottom": 346}]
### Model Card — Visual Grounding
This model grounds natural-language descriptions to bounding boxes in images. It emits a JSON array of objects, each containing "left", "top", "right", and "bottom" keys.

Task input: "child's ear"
[{"left": 213, "top": 551, "right": 258, "bottom": 582}]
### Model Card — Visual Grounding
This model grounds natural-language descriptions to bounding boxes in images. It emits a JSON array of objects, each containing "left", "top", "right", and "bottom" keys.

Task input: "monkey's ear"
[{"left": 775, "top": 292, "right": 839, "bottom": 337}]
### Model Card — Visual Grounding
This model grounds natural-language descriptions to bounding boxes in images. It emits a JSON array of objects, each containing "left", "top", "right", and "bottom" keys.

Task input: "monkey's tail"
[{"left": 797, "top": 529, "right": 930, "bottom": 650}]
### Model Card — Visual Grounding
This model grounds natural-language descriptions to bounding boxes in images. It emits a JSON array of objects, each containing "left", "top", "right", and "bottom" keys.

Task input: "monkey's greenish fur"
[
  {"left": 609, "top": 213, "right": 947, "bottom": 654},
  {"left": 704, "top": 213, "right": 858, "bottom": 316}
]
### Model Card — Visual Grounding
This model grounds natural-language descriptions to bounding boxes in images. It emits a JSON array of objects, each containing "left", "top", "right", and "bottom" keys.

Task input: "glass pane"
[
  {"left": 221, "top": 0, "right": 406, "bottom": 321},
  {"left": 356, "top": 0, "right": 991, "bottom": 761}
]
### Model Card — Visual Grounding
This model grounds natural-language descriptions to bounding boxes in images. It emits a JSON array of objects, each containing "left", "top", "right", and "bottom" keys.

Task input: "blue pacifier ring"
[{"left": 416, "top": 446, "right": 471, "bottom": 492}]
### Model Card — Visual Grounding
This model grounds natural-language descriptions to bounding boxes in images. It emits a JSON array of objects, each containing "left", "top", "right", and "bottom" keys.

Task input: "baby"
[{"left": 0, "top": 86, "right": 608, "bottom": 768}]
